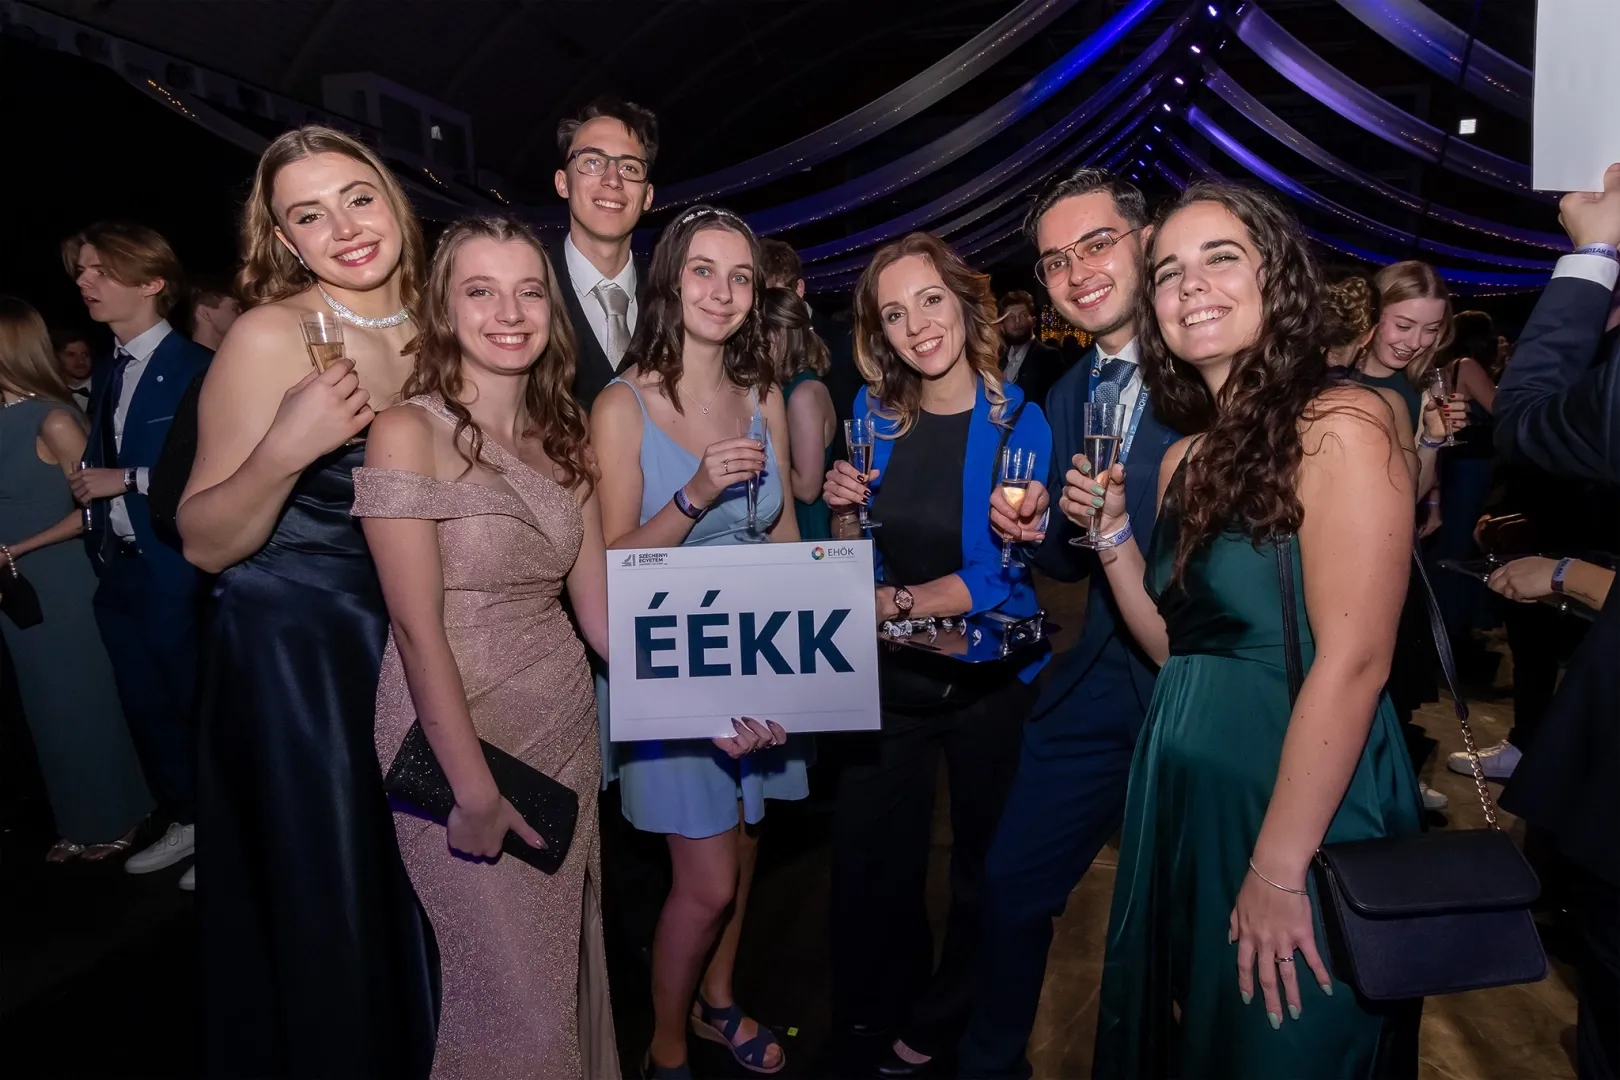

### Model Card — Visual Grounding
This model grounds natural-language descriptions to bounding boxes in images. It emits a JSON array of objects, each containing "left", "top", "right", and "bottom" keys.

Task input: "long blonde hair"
[
  {"left": 236, "top": 125, "right": 426, "bottom": 312},
  {"left": 853, "top": 232, "right": 1006, "bottom": 437},
  {"left": 0, "top": 297, "right": 80, "bottom": 410},
  {"left": 402, "top": 215, "right": 592, "bottom": 492},
  {"left": 1363, "top": 260, "right": 1453, "bottom": 386}
]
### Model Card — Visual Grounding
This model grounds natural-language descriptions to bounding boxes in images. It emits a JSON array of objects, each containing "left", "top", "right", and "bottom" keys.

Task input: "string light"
[{"left": 145, "top": 79, "right": 195, "bottom": 119}]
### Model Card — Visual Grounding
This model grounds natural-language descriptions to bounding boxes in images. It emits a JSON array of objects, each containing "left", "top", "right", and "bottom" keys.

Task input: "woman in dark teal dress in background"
[
  {"left": 763, "top": 286, "right": 835, "bottom": 539},
  {"left": 1058, "top": 183, "right": 1423, "bottom": 1078}
]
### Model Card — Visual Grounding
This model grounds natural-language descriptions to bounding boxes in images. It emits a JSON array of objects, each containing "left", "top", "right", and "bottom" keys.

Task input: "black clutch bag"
[
  {"left": 0, "top": 553, "right": 43, "bottom": 629},
  {"left": 383, "top": 721, "right": 579, "bottom": 875},
  {"left": 1275, "top": 538, "right": 1547, "bottom": 1001}
]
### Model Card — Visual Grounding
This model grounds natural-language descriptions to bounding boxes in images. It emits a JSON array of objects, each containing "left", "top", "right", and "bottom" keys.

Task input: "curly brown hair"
[
  {"left": 853, "top": 232, "right": 1006, "bottom": 437},
  {"left": 1138, "top": 182, "right": 1340, "bottom": 580},
  {"left": 621, "top": 205, "right": 775, "bottom": 411},
  {"left": 236, "top": 125, "right": 426, "bottom": 313},
  {"left": 1322, "top": 274, "right": 1379, "bottom": 350},
  {"left": 401, "top": 215, "right": 592, "bottom": 492}
]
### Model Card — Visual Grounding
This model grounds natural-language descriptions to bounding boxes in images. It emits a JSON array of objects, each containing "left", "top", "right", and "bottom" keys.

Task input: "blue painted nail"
[
  {"left": 1240, "top": 990, "right": 1252, "bottom": 1005},
  {"left": 1268, "top": 1011, "right": 1281, "bottom": 1030},
  {"left": 1289, "top": 1005, "right": 1300, "bottom": 1021}
]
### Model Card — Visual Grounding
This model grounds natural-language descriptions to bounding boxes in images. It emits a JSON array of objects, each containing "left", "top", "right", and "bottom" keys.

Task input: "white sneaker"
[
  {"left": 178, "top": 865, "right": 196, "bottom": 892},
  {"left": 1448, "top": 740, "right": 1521, "bottom": 781},
  {"left": 1421, "top": 785, "right": 1449, "bottom": 811},
  {"left": 125, "top": 822, "right": 195, "bottom": 874}
]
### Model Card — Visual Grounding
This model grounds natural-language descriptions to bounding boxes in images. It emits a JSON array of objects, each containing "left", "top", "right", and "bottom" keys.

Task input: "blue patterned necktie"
[{"left": 1092, "top": 355, "right": 1135, "bottom": 406}]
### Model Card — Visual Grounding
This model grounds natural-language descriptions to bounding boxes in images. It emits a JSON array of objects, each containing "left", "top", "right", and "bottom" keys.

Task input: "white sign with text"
[{"left": 606, "top": 540, "right": 881, "bottom": 742}]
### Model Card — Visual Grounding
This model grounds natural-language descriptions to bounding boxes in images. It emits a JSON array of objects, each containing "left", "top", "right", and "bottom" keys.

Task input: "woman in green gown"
[
  {"left": 762, "top": 287, "right": 836, "bottom": 539},
  {"left": 1063, "top": 183, "right": 1425, "bottom": 1078}
]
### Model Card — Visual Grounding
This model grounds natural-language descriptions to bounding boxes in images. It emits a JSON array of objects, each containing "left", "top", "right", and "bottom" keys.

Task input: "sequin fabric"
[{"left": 354, "top": 395, "right": 617, "bottom": 1080}]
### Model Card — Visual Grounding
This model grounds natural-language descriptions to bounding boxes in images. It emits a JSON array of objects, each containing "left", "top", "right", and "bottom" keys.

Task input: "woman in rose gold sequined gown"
[{"left": 354, "top": 217, "right": 617, "bottom": 1080}]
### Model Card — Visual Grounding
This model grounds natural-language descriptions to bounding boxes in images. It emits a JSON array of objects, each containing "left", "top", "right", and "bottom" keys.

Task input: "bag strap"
[
  {"left": 1273, "top": 534, "right": 1501, "bottom": 829},
  {"left": 1409, "top": 547, "right": 1501, "bottom": 828}
]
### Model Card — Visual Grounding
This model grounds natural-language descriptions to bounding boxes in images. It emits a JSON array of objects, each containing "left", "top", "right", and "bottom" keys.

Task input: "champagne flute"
[
  {"left": 843, "top": 418, "right": 882, "bottom": 533},
  {"left": 741, "top": 409, "right": 767, "bottom": 535},
  {"left": 299, "top": 311, "right": 365, "bottom": 445},
  {"left": 1069, "top": 401, "right": 1124, "bottom": 548},
  {"left": 998, "top": 447, "right": 1037, "bottom": 567},
  {"left": 299, "top": 311, "right": 345, "bottom": 372},
  {"left": 1428, "top": 365, "right": 1458, "bottom": 448}
]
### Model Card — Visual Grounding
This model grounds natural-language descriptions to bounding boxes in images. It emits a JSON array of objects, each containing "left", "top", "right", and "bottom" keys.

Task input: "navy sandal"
[{"left": 690, "top": 992, "right": 786, "bottom": 1075}]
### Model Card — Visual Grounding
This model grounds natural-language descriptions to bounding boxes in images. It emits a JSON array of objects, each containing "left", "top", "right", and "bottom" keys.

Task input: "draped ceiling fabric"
[
  {"left": 1201, "top": 68, "right": 1567, "bottom": 251},
  {"left": 1229, "top": 3, "right": 1538, "bottom": 199},
  {"left": 745, "top": 0, "right": 1169, "bottom": 234},
  {"left": 1333, "top": 0, "right": 1531, "bottom": 120},
  {"left": 654, "top": 0, "right": 1087, "bottom": 206}
]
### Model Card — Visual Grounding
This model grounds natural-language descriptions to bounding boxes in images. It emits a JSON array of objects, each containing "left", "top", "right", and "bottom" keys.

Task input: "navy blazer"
[
  {"left": 554, "top": 247, "right": 651, "bottom": 410},
  {"left": 856, "top": 379, "right": 1054, "bottom": 681},
  {"left": 82, "top": 328, "right": 211, "bottom": 583},
  {"left": 1493, "top": 269, "right": 1620, "bottom": 887},
  {"left": 1025, "top": 350, "right": 1179, "bottom": 747}
]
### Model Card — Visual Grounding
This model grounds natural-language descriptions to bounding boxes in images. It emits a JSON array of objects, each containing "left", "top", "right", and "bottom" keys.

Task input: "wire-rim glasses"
[
  {"left": 1034, "top": 227, "right": 1142, "bottom": 288},
  {"left": 566, "top": 149, "right": 649, "bottom": 184}
]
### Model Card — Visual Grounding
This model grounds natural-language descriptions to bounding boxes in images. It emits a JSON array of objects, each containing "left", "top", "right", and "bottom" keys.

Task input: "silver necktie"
[{"left": 592, "top": 282, "right": 632, "bottom": 364}]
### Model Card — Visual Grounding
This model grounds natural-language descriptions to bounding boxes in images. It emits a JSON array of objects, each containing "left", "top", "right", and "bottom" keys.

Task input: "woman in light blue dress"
[{"left": 592, "top": 206, "right": 804, "bottom": 1079}]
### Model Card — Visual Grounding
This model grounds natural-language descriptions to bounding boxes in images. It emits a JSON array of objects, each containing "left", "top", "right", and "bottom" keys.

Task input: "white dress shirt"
[
  {"left": 1552, "top": 251, "right": 1620, "bottom": 291},
  {"left": 68, "top": 375, "right": 92, "bottom": 412},
  {"left": 564, "top": 234, "right": 639, "bottom": 356},
  {"left": 107, "top": 318, "right": 172, "bottom": 539},
  {"left": 1004, "top": 340, "right": 1032, "bottom": 384}
]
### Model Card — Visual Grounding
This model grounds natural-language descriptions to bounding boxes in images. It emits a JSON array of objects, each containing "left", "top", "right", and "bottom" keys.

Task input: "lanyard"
[{"left": 1089, "top": 356, "right": 1149, "bottom": 463}]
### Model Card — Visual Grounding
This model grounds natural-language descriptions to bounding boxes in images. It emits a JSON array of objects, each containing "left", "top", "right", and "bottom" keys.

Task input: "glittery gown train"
[{"left": 353, "top": 395, "right": 617, "bottom": 1080}]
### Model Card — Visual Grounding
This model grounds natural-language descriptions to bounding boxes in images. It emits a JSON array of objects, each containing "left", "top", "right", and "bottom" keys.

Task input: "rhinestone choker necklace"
[{"left": 318, "top": 285, "right": 411, "bottom": 329}]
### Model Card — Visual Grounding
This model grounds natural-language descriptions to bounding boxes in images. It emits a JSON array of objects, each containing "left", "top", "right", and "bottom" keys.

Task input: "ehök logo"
[
  {"left": 810, "top": 544, "right": 859, "bottom": 561},
  {"left": 633, "top": 588, "right": 853, "bottom": 680}
]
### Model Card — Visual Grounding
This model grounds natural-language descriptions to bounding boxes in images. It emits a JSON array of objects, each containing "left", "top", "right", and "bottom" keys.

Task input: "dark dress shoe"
[
  {"left": 845, "top": 1021, "right": 887, "bottom": 1040},
  {"left": 875, "top": 1044, "right": 942, "bottom": 1078}
]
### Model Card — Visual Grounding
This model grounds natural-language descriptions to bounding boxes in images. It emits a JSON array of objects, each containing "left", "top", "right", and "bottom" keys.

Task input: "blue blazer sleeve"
[
  {"left": 1494, "top": 274, "right": 1620, "bottom": 484},
  {"left": 1029, "top": 363, "right": 1094, "bottom": 583},
  {"left": 957, "top": 389, "right": 1052, "bottom": 617}
]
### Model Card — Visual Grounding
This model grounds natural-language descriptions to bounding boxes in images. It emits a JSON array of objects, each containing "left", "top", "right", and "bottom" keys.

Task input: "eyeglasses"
[
  {"left": 1034, "top": 228, "right": 1141, "bottom": 287},
  {"left": 566, "top": 148, "right": 650, "bottom": 184}
]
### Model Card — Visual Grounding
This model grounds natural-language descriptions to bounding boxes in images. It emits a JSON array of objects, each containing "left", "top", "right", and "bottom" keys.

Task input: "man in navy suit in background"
[
  {"left": 959, "top": 170, "right": 1177, "bottom": 1079},
  {"left": 66, "top": 222, "right": 209, "bottom": 889}
]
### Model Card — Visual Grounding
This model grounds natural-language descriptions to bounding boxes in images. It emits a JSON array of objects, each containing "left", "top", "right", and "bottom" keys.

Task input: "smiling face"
[
  {"left": 448, "top": 236, "right": 552, "bottom": 379},
  {"left": 680, "top": 226, "right": 755, "bottom": 347},
  {"left": 1371, "top": 297, "right": 1448, "bottom": 373},
  {"left": 876, "top": 254, "right": 966, "bottom": 380},
  {"left": 1149, "top": 201, "right": 1265, "bottom": 380},
  {"left": 73, "top": 243, "right": 162, "bottom": 329},
  {"left": 554, "top": 116, "right": 655, "bottom": 246},
  {"left": 1033, "top": 190, "right": 1142, "bottom": 339},
  {"left": 271, "top": 151, "right": 402, "bottom": 292}
]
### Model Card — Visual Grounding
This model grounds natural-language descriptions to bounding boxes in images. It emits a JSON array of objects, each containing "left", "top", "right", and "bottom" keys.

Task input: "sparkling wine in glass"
[
  {"left": 1428, "top": 365, "right": 1457, "bottom": 448},
  {"left": 299, "top": 311, "right": 345, "bottom": 372},
  {"left": 998, "top": 447, "right": 1037, "bottom": 567},
  {"left": 742, "top": 409, "right": 766, "bottom": 534},
  {"left": 843, "top": 418, "right": 881, "bottom": 533},
  {"left": 1070, "top": 401, "right": 1124, "bottom": 548}
]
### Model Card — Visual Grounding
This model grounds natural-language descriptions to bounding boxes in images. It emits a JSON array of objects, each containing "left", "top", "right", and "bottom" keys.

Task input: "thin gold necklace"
[{"left": 683, "top": 370, "right": 727, "bottom": 415}]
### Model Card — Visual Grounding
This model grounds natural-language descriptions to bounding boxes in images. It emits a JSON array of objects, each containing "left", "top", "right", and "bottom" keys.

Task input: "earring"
[{"left": 295, "top": 251, "right": 309, "bottom": 270}]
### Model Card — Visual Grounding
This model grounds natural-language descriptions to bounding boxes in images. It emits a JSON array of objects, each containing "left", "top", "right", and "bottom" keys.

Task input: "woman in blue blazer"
[{"left": 821, "top": 232, "right": 1051, "bottom": 1076}]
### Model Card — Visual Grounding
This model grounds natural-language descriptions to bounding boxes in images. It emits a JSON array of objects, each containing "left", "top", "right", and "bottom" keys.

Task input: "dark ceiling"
[{"left": 8, "top": 0, "right": 1559, "bottom": 322}]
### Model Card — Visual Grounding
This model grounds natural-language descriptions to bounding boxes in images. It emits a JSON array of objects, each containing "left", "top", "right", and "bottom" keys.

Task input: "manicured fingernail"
[
  {"left": 1091, "top": 484, "right": 1105, "bottom": 495},
  {"left": 1268, "top": 1011, "right": 1282, "bottom": 1030},
  {"left": 1320, "top": 983, "right": 1333, "bottom": 997},
  {"left": 1240, "top": 990, "right": 1252, "bottom": 1005},
  {"left": 1228, "top": 929, "right": 1236, "bottom": 944},
  {"left": 1092, "top": 496, "right": 1104, "bottom": 507},
  {"left": 1288, "top": 1005, "right": 1301, "bottom": 1021}
]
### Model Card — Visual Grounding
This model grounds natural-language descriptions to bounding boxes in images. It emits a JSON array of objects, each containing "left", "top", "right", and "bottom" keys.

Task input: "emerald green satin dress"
[{"left": 1093, "top": 502, "right": 1424, "bottom": 1079}]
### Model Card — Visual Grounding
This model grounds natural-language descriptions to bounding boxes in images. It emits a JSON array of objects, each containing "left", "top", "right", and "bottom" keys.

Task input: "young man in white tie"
[
  {"left": 552, "top": 97, "right": 658, "bottom": 408},
  {"left": 64, "top": 222, "right": 210, "bottom": 891}
]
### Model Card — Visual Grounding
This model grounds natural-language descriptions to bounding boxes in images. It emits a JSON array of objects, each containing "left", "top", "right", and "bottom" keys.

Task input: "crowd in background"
[{"left": 1, "top": 90, "right": 1616, "bottom": 1080}]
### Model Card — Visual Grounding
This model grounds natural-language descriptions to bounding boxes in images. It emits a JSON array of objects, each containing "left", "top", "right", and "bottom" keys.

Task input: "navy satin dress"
[{"left": 198, "top": 444, "right": 438, "bottom": 1078}]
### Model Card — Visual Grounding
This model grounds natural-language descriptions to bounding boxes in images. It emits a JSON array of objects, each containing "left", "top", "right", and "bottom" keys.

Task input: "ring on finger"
[
  {"left": 723, "top": 459, "right": 731, "bottom": 473},
  {"left": 1276, "top": 955, "right": 1294, "bottom": 965}
]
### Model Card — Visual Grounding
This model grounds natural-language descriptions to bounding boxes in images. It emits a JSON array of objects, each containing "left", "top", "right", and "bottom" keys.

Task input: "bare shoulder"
[
  {"left": 589, "top": 380, "right": 643, "bottom": 435},
  {"left": 1156, "top": 434, "right": 1199, "bottom": 500},
  {"left": 364, "top": 401, "right": 445, "bottom": 473},
  {"left": 1301, "top": 384, "right": 1402, "bottom": 454},
  {"left": 204, "top": 302, "right": 309, "bottom": 395},
  {"left": 39, "top": 406, "right": 87, "bottom": 441}
]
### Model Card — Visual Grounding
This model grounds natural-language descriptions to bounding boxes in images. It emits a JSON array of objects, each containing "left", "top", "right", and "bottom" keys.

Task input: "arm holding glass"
[{"left": 178, "top": 306, "right": 373, "bottom": 572}]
